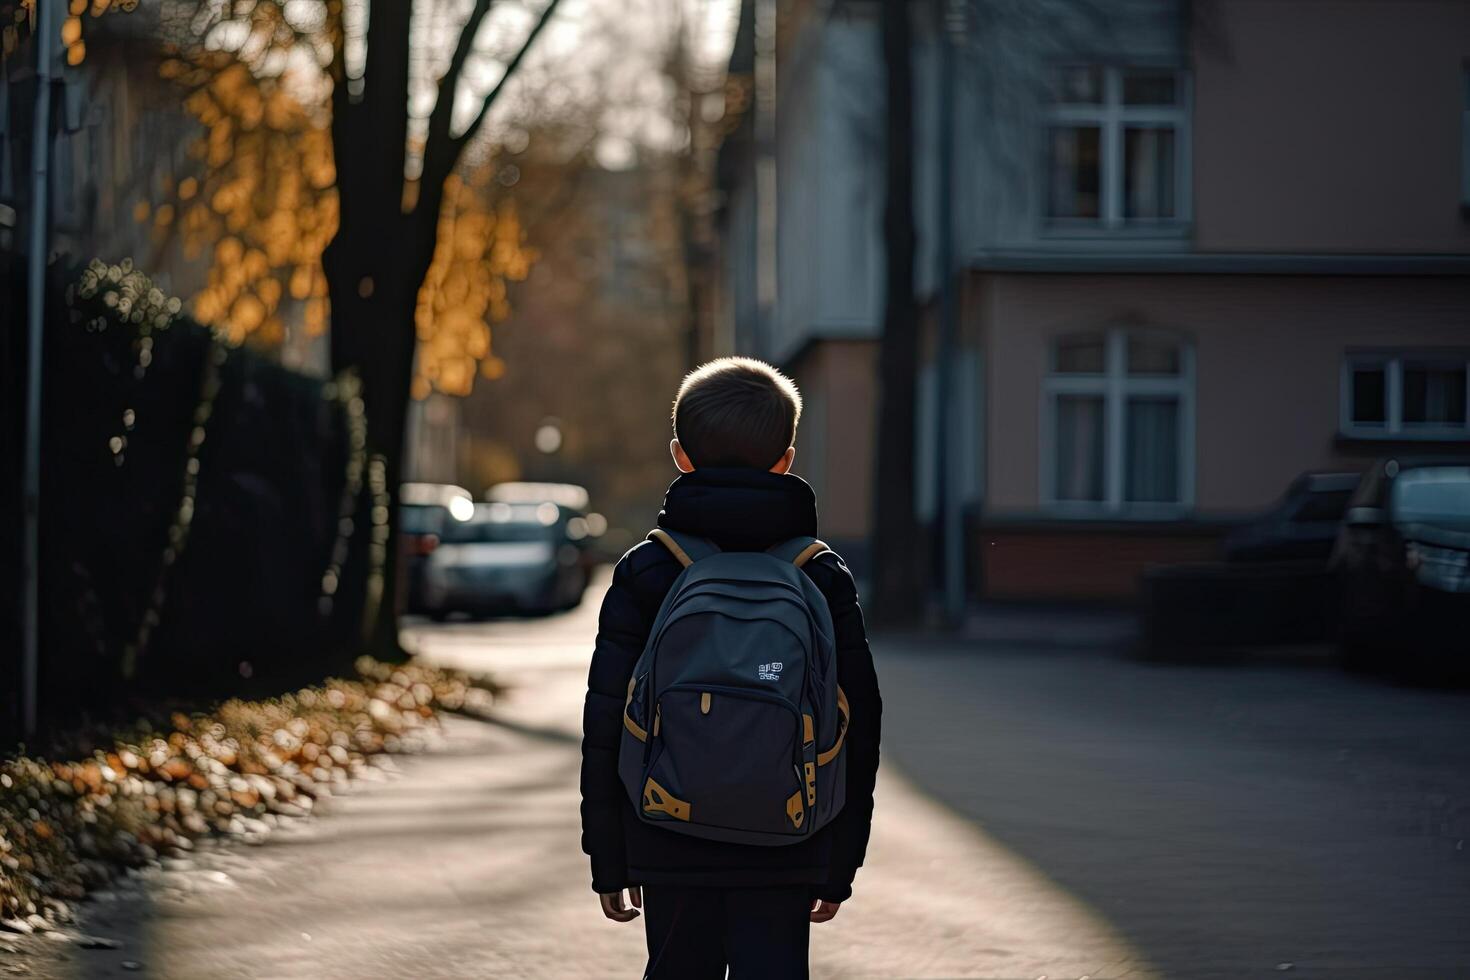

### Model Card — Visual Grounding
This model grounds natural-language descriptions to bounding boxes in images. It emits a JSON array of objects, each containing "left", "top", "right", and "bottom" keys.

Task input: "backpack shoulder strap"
[
  {"left": 648, "top": 528, "right": 720, "bottom": 568},
  {"left": 767, "top": 536, "right": 830, "bottom": 568}
]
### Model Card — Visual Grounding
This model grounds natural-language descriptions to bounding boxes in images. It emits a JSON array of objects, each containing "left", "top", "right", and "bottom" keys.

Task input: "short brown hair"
[{"left": 672, "top": 357, "right": 803, "bottom": 470}]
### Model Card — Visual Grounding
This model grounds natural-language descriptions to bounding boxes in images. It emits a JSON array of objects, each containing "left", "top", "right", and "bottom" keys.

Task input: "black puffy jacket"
[{"left": 579, "top": 467, "right": 882, "bottom": 902}]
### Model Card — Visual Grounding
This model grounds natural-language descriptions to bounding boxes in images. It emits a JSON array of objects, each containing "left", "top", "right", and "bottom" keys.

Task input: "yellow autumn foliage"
[
  {"left": 413, "top": 175, "right": 536, "bottom": 397},
  {"left": 132, "top": 5, "right": 535, "bottom": 397},
  {"left": 10, "top": 0, "right": 535, "bottom": 396}
]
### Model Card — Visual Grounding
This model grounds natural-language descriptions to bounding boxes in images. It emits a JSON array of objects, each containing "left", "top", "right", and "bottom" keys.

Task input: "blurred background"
[{"left": 2, "top": 0, "right": 1469, "bottom": 977}]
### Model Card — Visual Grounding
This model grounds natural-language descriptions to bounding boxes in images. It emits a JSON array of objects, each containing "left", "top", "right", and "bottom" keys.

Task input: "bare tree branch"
[
  {"left": 452, "top": 0, "right": 563, "bottom": 153},
  {"left": 418, "top": 0, "right": 563, "bottom": 219},
  {"left": 424, "top": 0, "right": 495, "bottom": 159}
]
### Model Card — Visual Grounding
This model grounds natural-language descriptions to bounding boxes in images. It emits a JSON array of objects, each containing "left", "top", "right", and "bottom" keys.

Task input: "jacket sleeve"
[
  {"left": 812, "top": 552, "right": 883, "bottom": 904},
  {"left": 579, "top": 549, "right": 657, "bottom": 893}
]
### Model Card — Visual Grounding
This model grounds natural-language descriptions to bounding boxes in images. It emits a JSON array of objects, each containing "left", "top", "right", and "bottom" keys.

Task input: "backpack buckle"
[{"left": 643, "top": 776, "right": 691, "bottom": 822}]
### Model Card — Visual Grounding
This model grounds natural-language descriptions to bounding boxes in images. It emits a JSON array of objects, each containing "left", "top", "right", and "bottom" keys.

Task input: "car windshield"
[
  {"left": 1390, "top": 467, "right": 1470, "bottom": 528},
  {"left": 440, "top": 503, "right": 561, "bottom": 544},
  {"left": 400, "top": 504, "right": 447, "bottom": 535}
]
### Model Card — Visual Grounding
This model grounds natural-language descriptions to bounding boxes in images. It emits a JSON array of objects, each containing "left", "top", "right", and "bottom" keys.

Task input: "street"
[
  {"left": 877, "top": 631, "right": 1470, "bottom": 978},
  {"left": 19, "top": 575, "right": 1470, "bottom": 979}
]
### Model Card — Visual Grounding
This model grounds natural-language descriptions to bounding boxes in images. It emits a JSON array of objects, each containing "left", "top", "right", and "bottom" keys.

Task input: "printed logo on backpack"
[{"left": 616, "top": 529, "right": 849, "bottom": 846}]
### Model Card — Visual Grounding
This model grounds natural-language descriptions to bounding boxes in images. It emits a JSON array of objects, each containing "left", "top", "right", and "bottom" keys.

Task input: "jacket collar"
[{"left": 657, "top": 467, "right": 818, "bottom": 552}]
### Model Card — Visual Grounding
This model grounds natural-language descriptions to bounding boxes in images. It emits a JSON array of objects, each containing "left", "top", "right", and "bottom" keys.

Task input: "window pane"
[
  {"left": 1050, "top": 66, "right": 1103, "bottom": 104},
  {"left": 1127, "top": 335, "right": 1181, "bottom": 375},
  {"left": 1351, "top": 367, "right": 1387, "bottom": 425},
  {"left": 1123, "top": 127, "right": 1176, "bottom": 220},
  {"left": 1403, "top": 364, "right": 1468, "bottom": 426},
  {"left": 1047, "top": 126, "right": 1101, "bottom": 220},
  {"left": 1123, "top": 71, "right": 1178, "bottom": 106},
  {"left": 1055, "top": 396, "right": 1106, "bottom": 502},
  {"left": 1055, "top": 335, "right": 1106, "bottom": 373},
  {"left": 1125, "top": 397, "right": 1180, "bottom": 503}
]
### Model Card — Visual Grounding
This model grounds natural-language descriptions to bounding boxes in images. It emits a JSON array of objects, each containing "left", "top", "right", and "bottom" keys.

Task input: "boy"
[{"left": 580, "top": 357, "right": 882, "bottom": 979}]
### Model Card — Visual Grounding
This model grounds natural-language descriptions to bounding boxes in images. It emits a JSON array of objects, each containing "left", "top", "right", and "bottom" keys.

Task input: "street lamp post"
[{"left": 22, "top": 0, "right": 59, "bottom": 738}]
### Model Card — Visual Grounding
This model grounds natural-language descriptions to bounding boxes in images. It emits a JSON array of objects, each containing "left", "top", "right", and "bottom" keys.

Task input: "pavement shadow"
[
  {"left": 472, "top": 711, "right": 582, "bottom": 747},
  {"left": 875, "top": 634, "right": 1470, "bottom": 978}
]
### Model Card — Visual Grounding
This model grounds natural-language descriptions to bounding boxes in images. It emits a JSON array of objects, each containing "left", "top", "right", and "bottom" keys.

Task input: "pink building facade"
[
  {"left": 716, "top": 0, "right": 1470, "bottom": 598},
  {"left": 972, "top": 0, "right": 1470, "bottom": 598}
]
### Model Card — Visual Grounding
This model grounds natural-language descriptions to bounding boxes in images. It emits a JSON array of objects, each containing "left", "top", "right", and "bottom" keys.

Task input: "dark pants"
[{"left": 642, "top": 884, "right": 811, "bottom": 980}]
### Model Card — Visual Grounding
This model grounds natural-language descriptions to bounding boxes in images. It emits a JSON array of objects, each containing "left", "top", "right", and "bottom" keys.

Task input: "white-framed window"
[
  {"left": 1341, "top": 351, "right": 1470, "bottom": 440},
  {"left": 1043, "top": 66, "right": 1190, "bottom": 231},
  {"left": 1043, "top": 328, "right": 1194, "bottom": 515}
]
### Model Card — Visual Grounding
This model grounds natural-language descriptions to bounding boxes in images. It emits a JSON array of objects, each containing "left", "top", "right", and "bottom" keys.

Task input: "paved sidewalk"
[
  {"left": 961, "top": 602, "right": 1139, "bottom": 650},
  {"left": 14, "top": 584, "right": 1151, "bottom": 979}
]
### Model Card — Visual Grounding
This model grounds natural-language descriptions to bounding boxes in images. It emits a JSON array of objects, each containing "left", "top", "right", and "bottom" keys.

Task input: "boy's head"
[{"left": 671, "top": 357, "right": 802, "bottom": 474}]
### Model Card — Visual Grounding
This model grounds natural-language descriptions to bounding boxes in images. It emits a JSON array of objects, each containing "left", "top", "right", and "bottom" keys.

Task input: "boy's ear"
[
  {"left": 670, "top": 439, "right": 695, "bottom": 473},
  {"left": 769, "top": 446, "right": 796, "bottom": 475}
]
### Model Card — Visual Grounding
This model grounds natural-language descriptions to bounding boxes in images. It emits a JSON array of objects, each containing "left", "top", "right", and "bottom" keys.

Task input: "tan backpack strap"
[
  {"left": 648, "top": 528, "right": 694, "bottom": 568},
  {"left": 816, "top": 686, "right": 850, "bottom": 766},
  {"left": 623, "top": 677, "right": 647, "bottom": 742},
  {"left": 792, "top": 539, "right": 829, "bottom": 568}
]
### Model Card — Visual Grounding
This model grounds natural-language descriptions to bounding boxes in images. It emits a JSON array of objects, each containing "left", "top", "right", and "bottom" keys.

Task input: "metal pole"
[
  {"left": 752, "top": 0, "right": 777, "bottom": 354},
  {"left": 933, "top": 0, "right": 964, "bottom": 626},
  {"left": 22, "top": 0, "right": 58, "bottom": 738}
]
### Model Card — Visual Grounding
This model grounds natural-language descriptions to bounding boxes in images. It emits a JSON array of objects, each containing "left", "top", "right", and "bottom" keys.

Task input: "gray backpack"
[{"left": 617, "top": 529, "right": 849, "bottom": 846}]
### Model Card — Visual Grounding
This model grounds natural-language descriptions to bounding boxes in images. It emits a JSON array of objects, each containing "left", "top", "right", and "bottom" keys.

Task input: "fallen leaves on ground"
[{"left": 0, "top": 657, "right": 496, "bottom": 930}]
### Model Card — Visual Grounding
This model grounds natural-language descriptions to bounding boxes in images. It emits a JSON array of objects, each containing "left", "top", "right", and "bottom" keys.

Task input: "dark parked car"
[
  {"left": 486, "top": 480, "right": 607, "bottom": 573},
  {"left": 1331, "top": 458, "right": 1470, "bottom": 674},
  {"left": 1223, "top": 471, "right": 1361, "bottom": 563},
  {"left": 420, "top": 501, "right": 589, "bottom": 618},
  {"left": 398, "top": 483, "right": 475, "bottom": 613},
  {"left": 1140, "top": 471, "right": 1359, "bottom": 657}
]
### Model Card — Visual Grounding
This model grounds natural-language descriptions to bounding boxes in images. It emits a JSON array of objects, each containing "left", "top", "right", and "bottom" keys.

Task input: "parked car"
[
  {"left": 486, "top": 480, "right": 608, "bottom": 569},
  {"left": 420, "top": 501, "right": 589, "bottom": 618},
  {"left": 486, "top": 481, "right": 590, "bottom": 512},
  {"left": 1223, "top": 472, "right": 1361, "bottom": 563},
  {"left": 398, "top": 483, "right": 475, "bottom": 612},
  {"left": 1331, "top": 457, "right": 1470, "bottom": 674},
  {"left": 1140, "top": 472, "right": 1357, "bottom": 657}
]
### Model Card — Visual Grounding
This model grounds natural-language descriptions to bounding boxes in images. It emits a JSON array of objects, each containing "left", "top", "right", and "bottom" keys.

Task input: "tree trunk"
[
  {"left": 321, "top": 241, "right": 425, "bottom": 660},
  {"left": 317, "top": 0, "right": 556, "bottom": 658},
  {"left": 870, "top": 0, "right": 922, "bottom": 626},
  {"left": 319, "top": 0, "right": 426, "bottom": 660}
]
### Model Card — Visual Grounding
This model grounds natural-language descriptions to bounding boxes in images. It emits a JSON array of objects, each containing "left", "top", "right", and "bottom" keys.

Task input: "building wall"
[
  {"left": 982, "top": 527, "right": 1220, "bottom": 600},
  {"left": 37, "top": 36, "right": 329, "bottom": 373},
  {"left": 787, "top": 338, "right": 878, "bottom": 561},
  {"left": 767, "top": 12, "right": 884, "bottom": 364},
  {"left": 404, "top": 394, "right": 461, "bottom": 485},
  {"left": 1193, "top": 0, "right": 1470, "bottom": 255},
  {"left": 714, "top": 4, "right": 884, "bottom": 574},
  {"left": 947, "top": 0, "right": 1185, "bottom": 259},
  {"left": 46, "top": 42, "right": 210, "bottom": 300},
  {"left": 983, "top": 271, "right": 1470, "bottom": 519}
]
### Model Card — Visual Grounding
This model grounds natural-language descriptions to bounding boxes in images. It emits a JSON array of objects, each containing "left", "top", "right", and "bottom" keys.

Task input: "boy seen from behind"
[{"left": 580, "top": 357, "right": 882, "bottom": 980}]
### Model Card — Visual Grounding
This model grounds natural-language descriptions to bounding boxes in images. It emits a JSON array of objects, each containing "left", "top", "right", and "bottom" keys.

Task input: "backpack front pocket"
[{"left": 642, "top": 687, "right": 807, "bottom": 837}]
